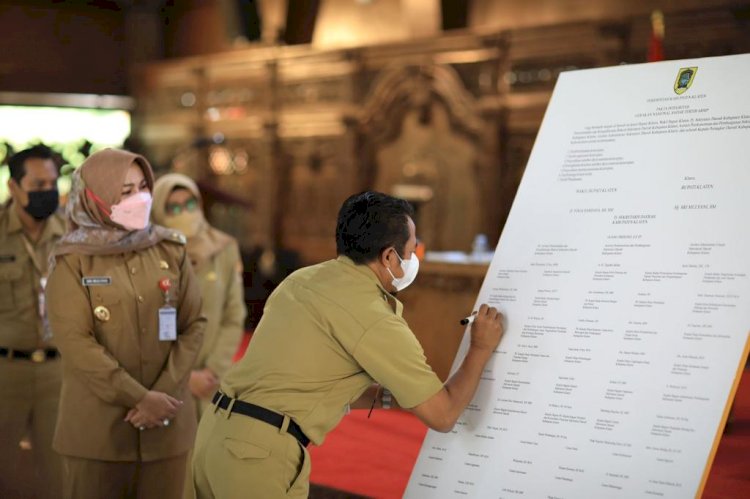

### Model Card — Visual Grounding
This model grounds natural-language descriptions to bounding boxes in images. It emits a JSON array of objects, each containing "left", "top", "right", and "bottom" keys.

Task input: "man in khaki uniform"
[
  {"left": 192, "top": 191, "right": 504, "bottom": 498},
  {"left": 0, "top": 145, "right": 64, "bottom": 499}
]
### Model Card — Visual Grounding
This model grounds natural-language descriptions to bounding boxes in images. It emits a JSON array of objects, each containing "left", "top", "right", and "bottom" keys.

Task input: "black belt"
[
  {"left": 212, "top": 392, "right": 310, "bottom": 447},
  {"left": 0, "top": 347, "right": 59, "bottom": 363}
]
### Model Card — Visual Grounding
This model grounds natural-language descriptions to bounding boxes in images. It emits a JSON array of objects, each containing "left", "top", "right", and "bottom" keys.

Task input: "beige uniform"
[
  {"left": 182, "top": 238, "right": 245, "bottom": 499},
  {"left": 192, "top": 256, "right": 443, "bottom": 498},
  {"left": 0, "top": 202, "right": 64, "bottom": 499},
  {"left": 46, "top": 235, "right": 206, "bottom": 499},
  {"left": 191, "top": 239, "right": 246, "bottom": 416}
]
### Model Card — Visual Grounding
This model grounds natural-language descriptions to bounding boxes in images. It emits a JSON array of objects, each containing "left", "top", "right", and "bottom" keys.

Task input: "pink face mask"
[{"left": 110, "top": 192, "right": 153, "bottom": 231}]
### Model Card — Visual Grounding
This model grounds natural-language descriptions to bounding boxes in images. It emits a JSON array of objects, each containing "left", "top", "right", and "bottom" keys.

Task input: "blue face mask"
[{"left": 387, "top": 251, "right": 420, "bottom": 291}]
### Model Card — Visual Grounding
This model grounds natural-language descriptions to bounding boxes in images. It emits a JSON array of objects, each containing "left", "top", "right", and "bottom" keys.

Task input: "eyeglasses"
[{"left": 165, "top": 198, "right": 199, "bottom": 216}]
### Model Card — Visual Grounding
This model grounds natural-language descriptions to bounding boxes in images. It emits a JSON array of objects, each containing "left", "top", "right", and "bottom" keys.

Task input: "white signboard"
[{"left": 406, "top": 54, "right": 750, "bottom": 499}]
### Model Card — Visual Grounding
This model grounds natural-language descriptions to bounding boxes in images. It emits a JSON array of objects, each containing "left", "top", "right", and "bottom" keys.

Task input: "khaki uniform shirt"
[
  {"left": 222, "top": 256, "right": 443, "bottom": 445},
  {"left": 0, "top": 202, "right": 65, "bottom": 350},
  {"left": 194, "top": 240, "right": 246, "bottom": 376},
  {"left": 46, "top": 236, "right": 206, "bottom": 462}
]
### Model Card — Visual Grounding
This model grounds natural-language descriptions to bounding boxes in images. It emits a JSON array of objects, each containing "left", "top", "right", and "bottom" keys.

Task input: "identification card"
[{"left": 158, "top": 306, "right": 177, "bottom": 341}]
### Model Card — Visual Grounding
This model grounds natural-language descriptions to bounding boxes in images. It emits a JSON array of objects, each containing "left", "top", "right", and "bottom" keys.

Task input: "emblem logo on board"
[{"left": 673, "top": 67, "right": 698, "bottom": 95}]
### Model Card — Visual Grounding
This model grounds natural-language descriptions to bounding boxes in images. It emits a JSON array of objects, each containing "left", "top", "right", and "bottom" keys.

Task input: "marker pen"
[{"left": 459, "top": 314, "right": 476, "bottom": 326}]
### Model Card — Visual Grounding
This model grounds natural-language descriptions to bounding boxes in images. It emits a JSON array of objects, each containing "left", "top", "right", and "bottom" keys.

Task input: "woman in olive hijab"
[
  {"left": 46, "top": 149, "right": 206, "bottom": 499},
  {"left": 151, "top": 173, "right": 246, "bottom": 418}
]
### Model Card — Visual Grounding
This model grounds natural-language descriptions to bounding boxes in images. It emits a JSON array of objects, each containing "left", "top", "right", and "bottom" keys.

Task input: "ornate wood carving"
[
  {"left": 361, "top": 64, "right": 483, "bottom": 145},
  {"left": 359, "top": 63, "right": 492, "bottom": 252},
  {"left": 133, "top": 5, "right": 750, "bottom": 263}
]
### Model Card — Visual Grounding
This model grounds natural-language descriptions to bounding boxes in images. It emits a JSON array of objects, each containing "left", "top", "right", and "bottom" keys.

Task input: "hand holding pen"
[
  {"left": 460, "top": 304, "right": 503, "bottom": 353},
  {"left": 460, "top": 313, "right": 477, "bottom": 326}
]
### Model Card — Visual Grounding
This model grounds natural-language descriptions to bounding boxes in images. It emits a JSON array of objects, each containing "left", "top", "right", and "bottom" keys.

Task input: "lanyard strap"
[
  {"left": 20, "top": 234, "right": 45, "bottom": 277},
  {"left": 20, "top": 233, "right": 51, "bottom": 340}
]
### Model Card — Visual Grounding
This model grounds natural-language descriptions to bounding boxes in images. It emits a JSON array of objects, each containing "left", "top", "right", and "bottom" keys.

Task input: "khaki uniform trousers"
[
  {"left": 192, "top": 405, "right": 310, "bottom": 499},
  {"left": 0, "top": 356, "right": 62, "bottom": 499},
  {"left": 62, "top": 453, "right": 188, "bottom": 499},
  {"left": 182, "top": 395, "right": 213, "bottom": 499}
]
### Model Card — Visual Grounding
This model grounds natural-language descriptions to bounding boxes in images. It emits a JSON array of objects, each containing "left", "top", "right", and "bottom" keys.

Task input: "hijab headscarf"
[
  {"left": 51, "top": 149, "right": 174, "bottom": 263},
  {"left": 151, "top": 173, "right": 233, "bottom": 267}
]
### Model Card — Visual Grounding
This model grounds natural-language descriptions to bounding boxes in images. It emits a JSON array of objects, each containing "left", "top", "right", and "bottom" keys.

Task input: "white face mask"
[
  {"left": 387, "top": 251, "right": 419, "bottom": 291},
  {"left": 110, "top": 192, "right": 153, "bottom": 231}
]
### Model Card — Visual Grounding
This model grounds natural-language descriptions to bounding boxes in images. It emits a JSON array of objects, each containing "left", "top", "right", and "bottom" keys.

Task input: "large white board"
[{"left": 406, "top": 54, "right": 750, "bottom": 498}]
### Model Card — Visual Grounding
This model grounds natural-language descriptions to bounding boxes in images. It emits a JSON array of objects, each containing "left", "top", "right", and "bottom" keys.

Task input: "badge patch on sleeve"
[{"left": 82, "top": 276, "right": 112, "bottom": 286}]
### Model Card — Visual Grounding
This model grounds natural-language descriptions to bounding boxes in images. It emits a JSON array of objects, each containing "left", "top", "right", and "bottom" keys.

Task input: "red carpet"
[
  {"left": 703, "top": 366, "right": 750, "bottom": 498},
  {"left": 309, "top": 369, "right": 750, "bottom": 498},
  {"left": 309, "top": 409, "right": 427, "bottom": 498}
]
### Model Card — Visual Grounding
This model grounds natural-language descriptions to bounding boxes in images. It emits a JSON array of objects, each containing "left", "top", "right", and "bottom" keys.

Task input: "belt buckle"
[
  {"left": 213, "top": 392, "right": 226, "bottom": 413},
  {"left": 31, "top": 349, "right": 46, "bottom": 363}
]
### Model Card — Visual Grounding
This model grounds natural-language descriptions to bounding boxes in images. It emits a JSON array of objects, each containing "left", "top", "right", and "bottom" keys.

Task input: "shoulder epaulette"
[{"left": 165, "top": 231, "right": 187, "bottom": 245}]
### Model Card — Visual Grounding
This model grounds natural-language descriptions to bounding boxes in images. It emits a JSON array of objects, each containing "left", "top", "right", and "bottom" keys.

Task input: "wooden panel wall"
[
  {"left": 469, "top": 0, "right": 745, "bottom": 31},
  {"left": 0, "top": 2, "right": 128, "bottom": 94},
  {"left": 133, "top": 5, "right": 750, "bottom": 264}
]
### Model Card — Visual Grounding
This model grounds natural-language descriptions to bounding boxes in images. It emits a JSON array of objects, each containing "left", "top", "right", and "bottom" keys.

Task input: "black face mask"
[{"left": 24, "top": 189, "right": 59, "bottom": 220}]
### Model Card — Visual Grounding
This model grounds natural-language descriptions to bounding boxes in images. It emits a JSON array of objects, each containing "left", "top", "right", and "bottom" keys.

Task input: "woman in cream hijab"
[
  {"left": 46, "top": 149, "right": 206, "bottom": 499},
  {"left": 152, "top": 173, "right": 246, "bottom": 417}
]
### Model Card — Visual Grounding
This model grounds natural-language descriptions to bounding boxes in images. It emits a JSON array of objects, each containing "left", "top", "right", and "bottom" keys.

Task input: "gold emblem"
[
  {"left": 31, "top": 349, "right": 46, "bottom": 363},
  {"left": 673, "top": 67, "right": 697, "bottom": 95},
  {"left": 159, "top": 260, "right": 169, "bottom": 270},
  {"left": 206, "top": 271, "right": 218, "bottom": 282},
  {"left": 94, "top": 305, "right": 111, "bottom": 322}
]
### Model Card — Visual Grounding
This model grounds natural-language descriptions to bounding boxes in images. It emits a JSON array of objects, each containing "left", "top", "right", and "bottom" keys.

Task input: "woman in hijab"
[
  {"left": 151, "top": 173, "right": 246, "bottom": 418},
  {"left": 45, "top": 149, "right": 206, "bottom": 499}
]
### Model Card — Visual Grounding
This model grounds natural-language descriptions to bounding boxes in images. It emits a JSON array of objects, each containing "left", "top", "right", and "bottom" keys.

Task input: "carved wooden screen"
[{"left": 359, "top": 63, "right": 492, "bottom": 252}]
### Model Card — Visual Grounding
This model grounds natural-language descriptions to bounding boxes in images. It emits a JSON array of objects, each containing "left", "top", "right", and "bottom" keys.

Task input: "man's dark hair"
[
  {"left": 8, "top": 145, "right": 55, "bottom": 183},
  {"left": 336, "top": 191, "right": 414, "bottom": 264}
]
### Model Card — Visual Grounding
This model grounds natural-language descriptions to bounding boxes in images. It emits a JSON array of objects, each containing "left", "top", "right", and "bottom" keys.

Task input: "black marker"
[{"left": 459, "top": 314, "right": 477, "bottom": 326}]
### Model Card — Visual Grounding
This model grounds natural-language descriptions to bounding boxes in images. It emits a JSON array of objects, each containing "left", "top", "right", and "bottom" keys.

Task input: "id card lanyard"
[
  {"left": 158, "top": 277, "right": 177, "bottom": 341},
  {"left": 20, "top": 234, "right": 51, "bottom": 341}
]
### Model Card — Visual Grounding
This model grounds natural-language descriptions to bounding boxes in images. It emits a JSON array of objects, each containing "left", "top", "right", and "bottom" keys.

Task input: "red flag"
[{"left": 647, "top": 10, "right": 665, "bottom": 62}]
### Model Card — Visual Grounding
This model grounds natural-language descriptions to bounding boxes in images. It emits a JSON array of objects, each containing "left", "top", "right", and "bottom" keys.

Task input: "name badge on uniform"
[
  {"left": 158, "top": 307, "right": 177, "bottom": 341},
  {"left": 0, "top": 254, "right": 16, "bottom": 263},
  {"left": 82, "top": 276, "right": 112, "bottom": 286}
]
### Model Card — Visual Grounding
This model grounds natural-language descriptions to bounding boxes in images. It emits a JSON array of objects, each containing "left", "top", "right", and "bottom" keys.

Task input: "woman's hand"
[
  {"left": 124, "top": 408, "right": 159, "bottom": 429},
  {"left": 189, "top": 368, "right": 219, "bottom": 400},
  {"left": 126, "top": 390, "right": 182, "bottom": 428}
]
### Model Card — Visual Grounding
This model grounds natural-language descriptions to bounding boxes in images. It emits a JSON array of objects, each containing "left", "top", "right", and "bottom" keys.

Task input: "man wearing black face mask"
[{"left": 0, "top": 145, "right": 64, "bottom": 498}]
